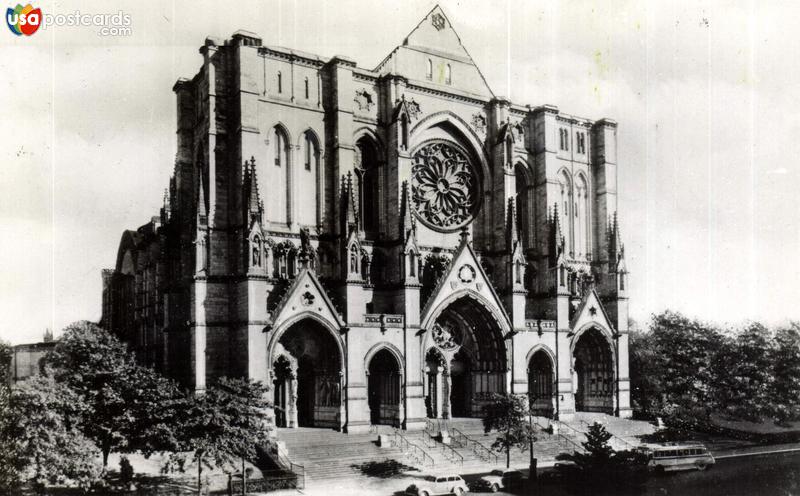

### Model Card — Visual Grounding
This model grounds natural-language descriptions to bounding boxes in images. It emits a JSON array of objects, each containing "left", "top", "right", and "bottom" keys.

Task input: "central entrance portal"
[
  {"left": 273, "top": 318, "right": 342, "bottom": 429},
  {"left": 425, "top": 295, "right": 507, "bottom": 418},
  {"left": 367, "top": 349, "right": 402, "bottom": 426},
  {"left": 573, "top": 327, "right": 614, "bottom": 414}
]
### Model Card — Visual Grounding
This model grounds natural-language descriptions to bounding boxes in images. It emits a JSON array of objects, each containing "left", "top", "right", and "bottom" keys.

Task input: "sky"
[{"left": 1, "top": 0, "right": 799, "bottom": 344}]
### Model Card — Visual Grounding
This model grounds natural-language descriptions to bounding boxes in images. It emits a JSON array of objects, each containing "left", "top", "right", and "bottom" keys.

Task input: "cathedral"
[{"left": 101, "top": 6, "right": 631, "bottom": 433}]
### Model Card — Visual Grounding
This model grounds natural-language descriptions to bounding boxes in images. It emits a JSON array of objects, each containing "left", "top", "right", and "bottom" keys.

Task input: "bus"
[{"left": 636, "top": 443, "right": 716, "bottom": 472}]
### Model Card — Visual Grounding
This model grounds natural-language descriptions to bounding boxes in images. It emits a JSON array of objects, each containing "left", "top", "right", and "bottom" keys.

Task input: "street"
[{"left": 465, "top": 450, "right": 800, "bottom": 496}]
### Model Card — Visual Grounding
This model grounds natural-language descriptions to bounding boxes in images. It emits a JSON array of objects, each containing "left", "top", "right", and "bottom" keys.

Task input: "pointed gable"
[
  {"left": 420, "top": 232, "right": 511, "bottom": 332},
  {"left": 375, "top": 5, "right": 494, "bottom": 98},
  {"left": 570, "top": 289, "right": 615, "bottom": 335},
  {"left": 268, "top": 269, "right": 345, "bottom": 331}
]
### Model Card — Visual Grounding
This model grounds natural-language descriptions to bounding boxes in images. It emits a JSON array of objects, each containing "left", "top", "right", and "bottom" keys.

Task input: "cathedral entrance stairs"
[
  {"left": 275, "top": 417, "right": 644, "bottom": 483},
  {"left": 414, "top": 418, "right": 582, "bottom": 472},
  {"left": 277, "top": 427, "right": 408, "bottom": 482}
]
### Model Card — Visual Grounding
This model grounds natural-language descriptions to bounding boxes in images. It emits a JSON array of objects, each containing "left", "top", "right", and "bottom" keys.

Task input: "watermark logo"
[
  {"left": 6, "top": 3, "right": 41, "bottom": 36},
  {"left": 6, "top": 6, "right": 132, "bottom": 37}
]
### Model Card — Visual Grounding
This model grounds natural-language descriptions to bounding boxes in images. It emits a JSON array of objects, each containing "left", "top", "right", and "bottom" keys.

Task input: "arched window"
[
  {"left": 300, "top": 131, "right": 319, "bottom": 226},
  {"left": 356, "top": 137, "right": 381, "bottom": 236},
  {"left": 267, "top": 126, "right": 290, "bottom": 224},
  {"left": 445, "top": 63, "right": 452, "bottom": 84},
  {"left": 558, "top": 170, "right": 572, "bottom": 255},
  {"left": 506, "top": 137, "right": 513, "bottom": 165},
  {"left": 304, "top": 77, "right": 309, "bottom": 99},
  {"left": 400, "top": 115, "right": 409, "bottom": 149},
  {"left": 515, "top": 164, "right": 530, "bottom": 246},
  {"left": 575, "top": 174, "right": 589, "bottom": 258},
  {"left": 277, "top": 72, "right": 282, "bottom": 93},
  {"left": 426, "top": 59, "right": 433, "bottom": 80}
]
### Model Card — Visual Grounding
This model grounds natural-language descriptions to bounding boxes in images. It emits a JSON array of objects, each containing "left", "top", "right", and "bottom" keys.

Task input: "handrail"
[
  {"left": 393, "top": 430, "right": 434, "bottom": 467},
  {"left": 449, "top": 427, "right": 470, "bottom": 448},
  {"left": 422, "top": 429, "right": 437, "bottom": 449},
  {"left": 439, "top": 440, "right": 464, "bottom": 466},
  {"left": 470, "top": 438, "right": 499, "bottom": 465},
  {"left": 450, "top": 427, "right": 498, "bottom": 465},
  {"left": 275, "top": 444, "right": 306, "bottom": 480}
]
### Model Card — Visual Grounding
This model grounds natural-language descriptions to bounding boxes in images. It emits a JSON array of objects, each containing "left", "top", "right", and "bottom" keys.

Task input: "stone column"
[
  {"left": 434, "top": 367, "right": 443, "bottom": 418},
  {"left": 398, "top": 376, "right": 406, "bottom": 428},
  {"left": 442, "top": 369, "right": 452, "bottom": 419},
  {"left": 289, "top": 374, "right": 298, "bottom": 428},
  {"left": 339, "top": 371, "right": 347, "bottom": 431}
]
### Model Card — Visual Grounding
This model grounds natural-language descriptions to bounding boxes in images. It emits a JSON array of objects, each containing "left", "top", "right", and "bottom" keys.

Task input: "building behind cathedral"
[{"left": 101, "top": 6, "right": 631, "bottom": 432}]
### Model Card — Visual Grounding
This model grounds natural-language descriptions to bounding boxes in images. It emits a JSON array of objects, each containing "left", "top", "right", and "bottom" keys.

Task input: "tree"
[
  {"left": 556, "top": 422, "right": 647, "bottom": 487},
  {"left": 165, "top": 377, "right": 273, "bottom": 495},
  {"left": 644, "top": 311, "right": 724, "bottom": 428},
  {"left": 628, "top": 327, "right": 663, "bottom": 417},
  {"left": 711, "top": 323, "right": 774, "bottom": 421},
  {"left": 769, "top": 323, "right": 800, "bottom": 423},
  {"left": 42, "top": 321, "right": 185, "bottom": 466},
  {"left": 482, "top": 393, "right": 534, "bottom": 468},
  {"left": 0, "top": 375, "right": 102, "bottom": 493},
  {"left": 0, "top": 339, "right": 12, "bottom": 386}
]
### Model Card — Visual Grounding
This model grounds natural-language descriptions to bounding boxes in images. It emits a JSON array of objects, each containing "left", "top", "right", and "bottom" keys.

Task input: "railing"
[
  {"left": 274, "top": 444, "right": 306, "bottom": 489},
  {"left": 422, "top": 428, "right": 437, "bottom": 449},
  {"left": 393, "top": 430, "right": 435, "bottom": 467},
  {"left": 553, "top": 421, "right": 586, "bottom": 453},
  {"left": 450, "top": 427, "right": 499, "bottom": 465},
  {"left": 439, "top": 441, "right": 464, "bottom": 466}
]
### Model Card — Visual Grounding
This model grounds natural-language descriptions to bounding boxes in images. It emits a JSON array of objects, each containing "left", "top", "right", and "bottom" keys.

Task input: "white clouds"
[{"left": 1, "top": 0, "right": 799, "bottom": 344}]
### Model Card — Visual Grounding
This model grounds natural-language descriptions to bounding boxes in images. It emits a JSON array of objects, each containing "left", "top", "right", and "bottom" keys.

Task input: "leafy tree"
[
  {"left": 164, "top": 377, "right": 273, "bottom": 495},
  {"left": 42, "top": 321, "right": 185, "bottom": 466},
  {"left": 0, "top": 374, "right": 102, "bottom": 493},
  {"left": 711, "top": 323, "right": 774, "bottom": 421},
  {"left": 482, "top": 393, "right": 534, "bottom": 468},
  {"left": 628, "top": 327, "right": 663, "bottom": 417},
  {"left": 644, "top": 311, "right": 724, "bottom": 428},
  {"left": 769, "top": 323, "right": 800, "bottom": 423},
  {"left": 0, "top": 339, "right": 12, "bottom": 386},
  {"left": 556, "top": 422, "right": 647, "bottom": 487}
]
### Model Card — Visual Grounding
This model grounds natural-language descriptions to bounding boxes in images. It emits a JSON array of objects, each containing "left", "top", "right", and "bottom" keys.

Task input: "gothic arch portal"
[
  {"left": 365, "top": 346, "right": 404, "bottom": 426},
  {"left": 423, "top": 293, "right": 508, "bottom": 418},
  {"left": 526, "top": 345, "right": 556, "bottom": 417},
  {"left": 571, "top": 324, "right": 615, "bottom": 414},
  {"left": 267, "top": 315, "right": 345, "bottom": 429}
]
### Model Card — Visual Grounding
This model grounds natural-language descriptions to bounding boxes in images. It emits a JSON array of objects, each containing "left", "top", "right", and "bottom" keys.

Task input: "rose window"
[{"left": 411, "top": 141, "right": 478, "bottom": 231}]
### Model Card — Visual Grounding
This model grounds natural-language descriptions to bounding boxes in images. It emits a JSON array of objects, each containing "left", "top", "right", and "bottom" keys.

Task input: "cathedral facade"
[{"left": 101, "top": 6, "right": 631, "bottom": 433}]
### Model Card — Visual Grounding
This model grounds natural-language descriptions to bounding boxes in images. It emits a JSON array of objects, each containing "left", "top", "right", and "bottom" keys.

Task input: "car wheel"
[
  {"left": 421, "top": 492, "right": 430, "bottom": 496},
  {"left": 455, "top": 488, "right": 465, "bottom": 496},
  {"left": 491, "top": 483, "right": 500, "bottom": 492},
  {"left": 654, "top": 466, "right": 665, "bottom": 475},
  {"left": 696, "top": 463, "right": 708, "bottom": 471}
]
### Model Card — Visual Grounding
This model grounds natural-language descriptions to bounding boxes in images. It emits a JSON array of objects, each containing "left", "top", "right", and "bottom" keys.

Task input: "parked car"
[
  {"left": 474, "top": 469, "right": 524, "bottom": 492},
  {"left": 406, "top": 474, "right": 469, "bottom": 496}
]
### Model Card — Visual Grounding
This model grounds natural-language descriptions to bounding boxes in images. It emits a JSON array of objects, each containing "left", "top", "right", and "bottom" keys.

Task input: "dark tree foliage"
[
  {"left": 0, "top": 374, "right": 102, "bottom": 493},
  {"left": 164, "top": 377, "right": 273, "bottom": 495},
  {"left": 632, "top": 312, "right": 800, "bottom": 427},
  {"left": 555, "top": 422, "right": 647, "bottom": 488},
  {"left": 41, "top": 321, "right": 185, "bottom": 466},
  {"left": 712, "top": 323, "right": 774, "bottom": 421},
  {"left": 628, "top": 328, "right": 663, "bottom": 417},
  {"left": 0, "top": 340, "right": 12, "bottom": 386},
  {"left": 769, "top": 324, "right": 800, "bottom": 423},
  {"left": 482, "top": 393, "right": 534, "bottom": 468}
]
